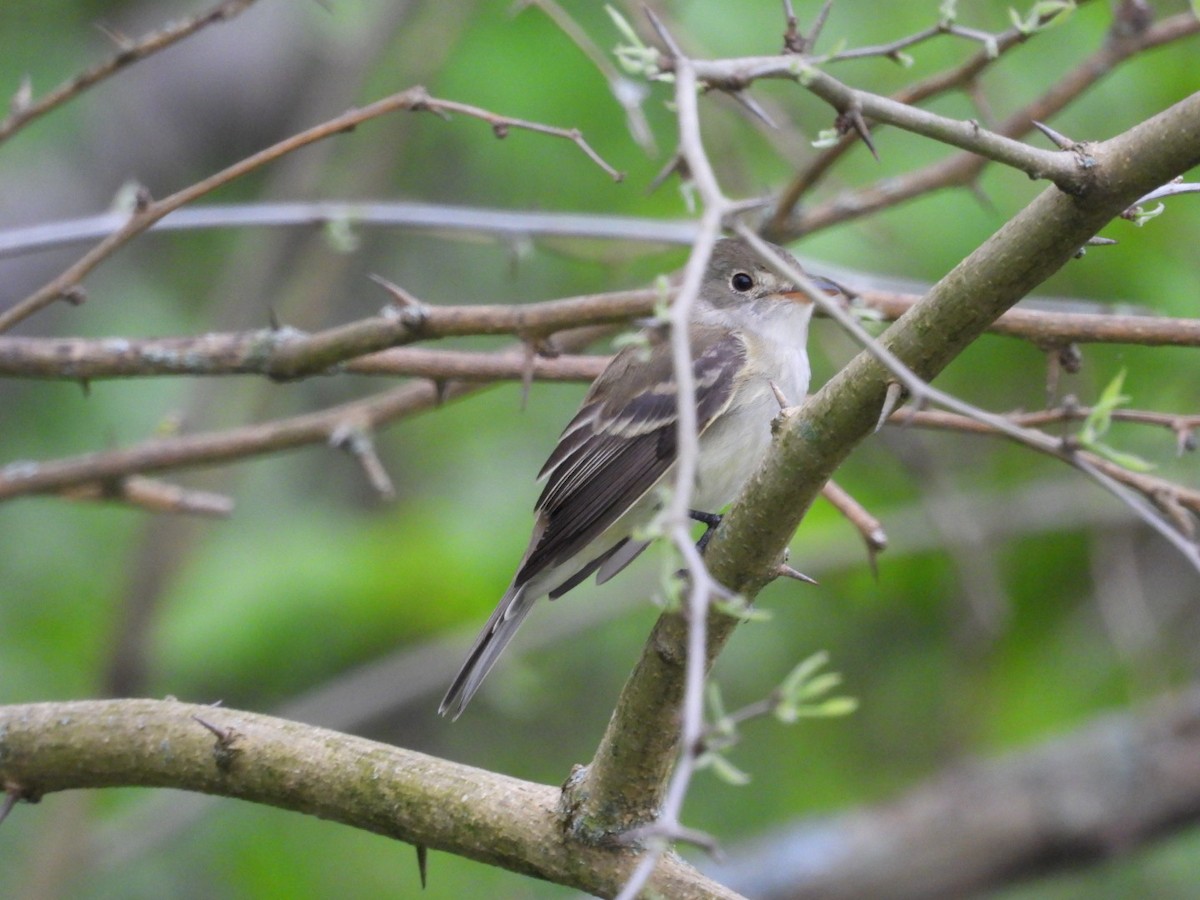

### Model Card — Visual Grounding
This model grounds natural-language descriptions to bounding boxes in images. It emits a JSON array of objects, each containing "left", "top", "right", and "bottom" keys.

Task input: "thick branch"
[
  {"left": 569, "top": 91, "right": 1200, "bottom": 835},
  {"left": 0, "top": 699, "right": 737, "bottom": 899}
]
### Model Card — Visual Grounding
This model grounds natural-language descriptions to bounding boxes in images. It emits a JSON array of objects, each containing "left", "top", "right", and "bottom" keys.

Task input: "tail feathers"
[{"left": 438, "top": 583, "right": 537, "bottom": 720}]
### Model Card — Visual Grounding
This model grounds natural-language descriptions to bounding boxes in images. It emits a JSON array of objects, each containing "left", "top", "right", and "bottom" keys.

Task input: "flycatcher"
[{"left": 440, "top": 238, "right": 841, "bottom": 718}]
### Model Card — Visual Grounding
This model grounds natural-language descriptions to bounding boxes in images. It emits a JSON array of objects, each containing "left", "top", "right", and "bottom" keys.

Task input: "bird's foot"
[{"left": 689, "top": 509, "right": 723, "bottom": 553}]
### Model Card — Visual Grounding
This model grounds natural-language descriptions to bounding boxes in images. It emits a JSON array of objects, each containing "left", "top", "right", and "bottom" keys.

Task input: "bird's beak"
[{"left": 780, "top": 273, "right": 848, "bottom": 304}]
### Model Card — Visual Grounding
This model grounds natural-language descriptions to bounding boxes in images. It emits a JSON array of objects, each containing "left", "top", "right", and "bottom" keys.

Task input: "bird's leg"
[{"left": 689, "top": 509, "right": 723, "bottom": 553}]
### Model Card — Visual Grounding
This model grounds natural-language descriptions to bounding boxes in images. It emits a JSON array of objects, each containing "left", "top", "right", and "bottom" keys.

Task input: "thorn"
[
  {"left": 416, "top": 844, "right": 428, "bottom": 889},
  {"left": 192, "top": 715, "right": 243, "bottom": 773},
  {"left": 966, "top": 179, "right": 995, "bottom": 214},
  {"left": 1085, "top": 236, "right": 1118, "bottom": 246},
  {"left": 1176, "top": 425, "right": 1196, "bottom": 457},
  {"left": 731, "top": 90, "right": 777, "bottom": 129},
  {"left": 866, "top": 544, "right": 881, "bottom": 581},
  {"left": 876, "top": 381, "right": 904, "bottom": 431},
  {"left": 330, "top": 422, "right": 396, "bottom": 500},
  {"left": 775, "top": 563, "right": 818, "bottom": 585},
  {"left": 807, "top": 0, "right": 834, "bottom": 51},
  {"left": 93, "top": 21, "right": 134, "bottom": 50},
  {"left": 837, "top": 107, "right": 878, "bottom": 161},
  {"left": 432, "top": 379, "right": 451, "bottom": 406},
  {"left": 520, "top": 341, "right": 537, "bottom": 411},
  {"left": 1031, "top": 119, "right": 1075, "bottom": 150},
  {"left": 369, "top": 274, "right": 430, "bottom": 328},
  {"left": 647, "top": 152, "right": 688, "bottom": 195},
  {"left": 643, "top": 6, "right": 684, "bottom": 59},
  {"left": 0, "top": 788, "right": 19, "bottom": 827},
  {"left": 78, "top": 377, "right": 91, "bottom": 398},
  {"left": 267, "top": 306, "right": 282, "bottom": 331},
  {"left": 768, "top": 379, "right": 791, "bottom": 411}
]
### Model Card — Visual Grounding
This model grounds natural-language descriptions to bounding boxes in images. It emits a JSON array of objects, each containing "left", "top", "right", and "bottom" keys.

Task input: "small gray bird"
[{"left": 440, "top": 238, "right": 841, "bottom": 718}]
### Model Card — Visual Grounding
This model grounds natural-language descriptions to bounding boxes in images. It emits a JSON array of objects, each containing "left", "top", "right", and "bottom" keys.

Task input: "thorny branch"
[
  {"left": 0, "top": 86, "right": 618, "bottom": 334},
  {"left": 769, "top": 11, "right": 1200, "bottom": 239},
  {"left": 0, "top": 0, "right": 261, "bottom": 145}
]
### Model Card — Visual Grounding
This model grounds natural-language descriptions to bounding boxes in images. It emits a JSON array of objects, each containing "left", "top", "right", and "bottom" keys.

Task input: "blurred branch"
[
  {"left": 0, "top": 203, "right": 700, "bottom": 260},
  {"left": 0, "top": 0, "right": 260, "bottom": 145},
  {"left": 0, "top": 699, "right": 738, "bottom": 899},
  {"left": 712, "top": 686, "right": 1200, "bottom": 900},
  {"left": 60, "top": 476, "right": 233, "bottom": 517},
  {"left": 768, "top": 11, "right": 1200, "bottom": 240},
  {"left": 0, "top": 325, "right": 614, "bottom": 503},
  {"left": 0, "top": 86, "right": 620, "bottom": 334}
]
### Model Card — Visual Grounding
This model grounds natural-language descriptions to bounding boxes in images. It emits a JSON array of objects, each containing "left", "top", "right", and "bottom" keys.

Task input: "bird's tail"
[{"left": 438, "top": 582, "right": 537, "bottom": 719}]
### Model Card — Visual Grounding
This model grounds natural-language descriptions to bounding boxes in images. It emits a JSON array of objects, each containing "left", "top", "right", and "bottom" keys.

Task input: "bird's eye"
[{"left": 730, "top": 272, "right": 754, "bottom": 292}]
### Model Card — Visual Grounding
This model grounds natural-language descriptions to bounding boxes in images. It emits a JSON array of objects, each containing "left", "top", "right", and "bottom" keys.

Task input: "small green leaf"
[
  {"left": 811, "top": 128, "right": 841, "bottom": 149},
  {"left": 780, "top": 650, "right": 830, "bottom": 698},
  {"left": 700, "top": 751, "right": 751, "bottom": 786},
  {"left": 1085, "top": 443, "right": 1156, "bottom": 473},
  {"left": 797, "top": 671, "right": 843, "bottom": 701},
  {"left": 1130, "top": 202, "right": 1165, "bottom": 227},
  {"left": 324, "top": 217, "right": 360, "bottom": 254},
  {"left": 1079, "top": 368, "right": 1129, "bottom": 444},
  {"left": 775, "top": 650, "right": 857, "bottom": 723},
  {"left": 714, "top": 595, "right": 772, "bottom": 623},
  {"left": 802, "top": 697, "right": 860, "bottom": 717}
]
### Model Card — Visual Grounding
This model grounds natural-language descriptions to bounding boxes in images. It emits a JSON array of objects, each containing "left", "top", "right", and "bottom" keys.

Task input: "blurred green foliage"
[{"left": 1, "top": 0, "right": 1198, "bottom": 897}]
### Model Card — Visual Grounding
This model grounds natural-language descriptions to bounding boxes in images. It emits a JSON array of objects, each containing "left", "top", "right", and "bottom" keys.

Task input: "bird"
[{"left": 439, "top": 238, "right": 843, "bottom": 718}]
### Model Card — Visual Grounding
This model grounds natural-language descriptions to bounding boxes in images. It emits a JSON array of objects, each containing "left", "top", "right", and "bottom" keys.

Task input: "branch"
[
  {"left": 576, "top": 89, "right": 1200, "bottom": 852},
  {"left": 0, "top": 87, "right": 619, "bottom": 334},
  {"left": 0, "top": 0, "right": 260, "bottom": 145},
  {"left": 0, "top": 203, "right": 700, "bottom": 260},
  {"left": 0, "top": 699, "right": 738, "bottom": 899},
  {"left": 4, "top": 287, "right": 1200, "bottom": 381},
  {"left": 684, "top": 57, "right": 1083, "bottom": 189},
  {"left": 0, "top": 325, "right": 615, "bottom": 502},
  {"left": 770, "top": 11, "right": 1200, "bottom": 240},
  {"left": 711, "top": 686, "right": 1200, "bottom": 899}
]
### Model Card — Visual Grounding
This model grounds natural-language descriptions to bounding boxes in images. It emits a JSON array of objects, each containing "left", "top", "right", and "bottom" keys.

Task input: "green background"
[{"left": 1, "top": 1, "right": 1198, "bottom": 897}]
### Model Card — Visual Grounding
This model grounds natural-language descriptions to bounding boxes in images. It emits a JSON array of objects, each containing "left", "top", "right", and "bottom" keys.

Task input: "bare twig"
[
  {"left": 821, "top": 480, "right": 888, "bottom": 556},
  {"left": 770, "top": 12, "right": 1200, "bottom": 240},
  {"left": 61, "top": 476, "right": 234, "bottom": 517},
  {"left": 0, "top": 87, "right": 620, "bottom": 333},
  {"left": 4, "top": 287, "right": 1198, "bottom": 381},
  {"left": 0, "top": 0, "right": 260, "bottom": 144},
  {"left": 0, "top": 203, "right": 700, "bottom": 260}
]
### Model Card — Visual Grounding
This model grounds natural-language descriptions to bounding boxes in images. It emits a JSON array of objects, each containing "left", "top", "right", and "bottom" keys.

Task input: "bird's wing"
[{"left": 514, "top": 324, "right": 747, "bottom": 587}]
